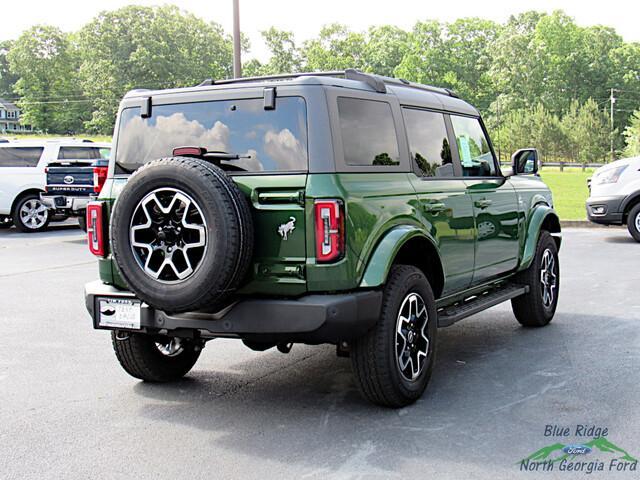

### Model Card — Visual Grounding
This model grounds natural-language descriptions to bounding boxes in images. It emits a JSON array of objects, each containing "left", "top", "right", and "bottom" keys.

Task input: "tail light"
[
  {"left": 314, "top": 199, "right": 344, "bottom": 263},
  {"left": 93, "top": 166, "right": 108, "bottom": 193},
  {"left": 87, "top": 201, "right": 106, "bottom": 257}
]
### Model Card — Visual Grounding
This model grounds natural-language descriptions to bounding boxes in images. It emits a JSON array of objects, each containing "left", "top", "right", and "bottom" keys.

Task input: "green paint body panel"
[
  {"left": 95, "top": 170, "right": 559, "bottom": 303},
  {"left": 520, "top": 204, "right": 560, "bottom": 270},
  {"left": 359, "top": 225, "right": 436, "bottom": 288}
]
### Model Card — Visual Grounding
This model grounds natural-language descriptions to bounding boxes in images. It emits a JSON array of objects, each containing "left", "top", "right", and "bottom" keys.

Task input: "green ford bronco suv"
[{"left": 84, "top": 69, "right": 561, "bottom": 407}]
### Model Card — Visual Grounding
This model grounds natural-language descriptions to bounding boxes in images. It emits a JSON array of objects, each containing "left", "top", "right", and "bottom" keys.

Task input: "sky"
[{"left": 3, "top": 0, "right": 640, "bottom": 61}]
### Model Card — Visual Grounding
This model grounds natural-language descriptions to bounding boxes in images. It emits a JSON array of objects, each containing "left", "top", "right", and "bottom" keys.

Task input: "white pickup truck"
[{"left": 0, "top": 139, "right": 111, "bottom": 232}]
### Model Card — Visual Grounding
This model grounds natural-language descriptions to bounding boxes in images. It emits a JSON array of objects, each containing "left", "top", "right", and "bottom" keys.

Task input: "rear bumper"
[
  {"left": 41, "top": 194, "right": 91, "bottom": 213},
  {"left": 84, "top": 280, "right": 382, "bottom": 344},
  {"left": 586, "top": 195, "right": 624, "bottom": 225}
]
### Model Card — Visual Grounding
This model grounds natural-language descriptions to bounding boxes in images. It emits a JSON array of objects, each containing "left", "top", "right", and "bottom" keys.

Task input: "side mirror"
[{"left": 511, "top": 148, "right": 539, "bottom": 175}]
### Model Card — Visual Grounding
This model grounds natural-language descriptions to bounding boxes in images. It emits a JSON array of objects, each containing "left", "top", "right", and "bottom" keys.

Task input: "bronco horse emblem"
[{"left": 278, "top": 217, "right": 296, "bottom": 240}]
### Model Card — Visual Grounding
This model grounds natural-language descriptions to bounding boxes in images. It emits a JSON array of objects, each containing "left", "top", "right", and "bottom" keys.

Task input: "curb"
[{"left": 560, "top": 220, "right": 623, "bottom": 228}]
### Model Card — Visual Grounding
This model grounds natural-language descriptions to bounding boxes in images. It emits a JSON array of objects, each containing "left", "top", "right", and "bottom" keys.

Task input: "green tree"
[
  {"left": 561, "top": 99, "right": 611, "bottom": 163},
  {"left": 362, "top": 25, "right": 409, "bottom": 77},
  {"left": 623, "top": 110, "right": 640, "bottom": 157},
  {"left": 610, "top": 43, "right": 640, "bottom": 153},
  {"left": 301, "top": 24, "right": 366, "bottom": 71},
  {"left": 0, "top": 41, "right": 19, "bottom": 98},
  {"left": 395, "top": 18, "right": 500, "bottom": 107},
  {"left": 77, "top": 5, "right": 233, "bottom": 133},
  {"left": 8, "top": 26, "right": 86, "bottom": 132},
  {"left": 244, "top": 28, "right": 301, "bottom": 76}
]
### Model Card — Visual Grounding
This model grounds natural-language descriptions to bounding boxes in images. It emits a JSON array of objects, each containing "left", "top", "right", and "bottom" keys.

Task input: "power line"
[{"left": 16, "top": 99, "right": 95, "bottom": 105}]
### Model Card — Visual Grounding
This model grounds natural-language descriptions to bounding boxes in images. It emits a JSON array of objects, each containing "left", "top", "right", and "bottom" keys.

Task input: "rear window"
[
  {"left": 115, "top": 96, "right": 308, "bottom": 173},
  {"left": 58, "top": 147, "right": 110, "bottom": 161},
  {"left": 0, "top": 147, "right": 44, "bottom": 167},
  {"left": 337, "top": 97, "right": 400, "bottom": 167}
]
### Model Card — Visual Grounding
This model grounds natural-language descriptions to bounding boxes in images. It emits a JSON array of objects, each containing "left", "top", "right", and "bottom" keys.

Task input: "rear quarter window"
[
  {"left": 337, "top": 97, "right": 400, "bottom": 167},
  {"left": 402, "top": 108, "right": 453, "bottom": 177},
  {"left": 114, "top": 96, "right": 308, "bottom": 174},
  {"left": 0, "top": 147, "right": 44, "bottom": 167}
]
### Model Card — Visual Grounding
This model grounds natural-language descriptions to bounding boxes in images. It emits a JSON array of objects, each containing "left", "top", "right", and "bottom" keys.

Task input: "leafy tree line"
[
  {"left": 1, "top": 6, "right": 639, "bottom": 162},
  {"left": 1, "top": 5, "right": 234, "bottom": 133}
]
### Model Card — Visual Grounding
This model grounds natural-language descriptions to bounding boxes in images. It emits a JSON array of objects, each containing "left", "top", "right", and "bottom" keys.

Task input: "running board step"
[{"left": 437, "top": 284, "right": 529, "bottom": 327}]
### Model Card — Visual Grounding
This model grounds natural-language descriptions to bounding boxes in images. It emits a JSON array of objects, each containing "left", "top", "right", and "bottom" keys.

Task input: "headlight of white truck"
[{"left": 593, "top": 165, "right": 627, "bottom": 185}]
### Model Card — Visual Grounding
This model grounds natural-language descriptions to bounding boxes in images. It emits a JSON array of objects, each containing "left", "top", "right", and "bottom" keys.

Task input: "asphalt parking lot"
[{"left": 1, "top": 225, "right": 638, "bottom": 479}]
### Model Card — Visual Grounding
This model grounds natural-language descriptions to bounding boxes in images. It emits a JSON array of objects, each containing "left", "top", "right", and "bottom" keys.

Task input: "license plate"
[{"left": 98, "top": 298, "right": 141, "bottom": 329}]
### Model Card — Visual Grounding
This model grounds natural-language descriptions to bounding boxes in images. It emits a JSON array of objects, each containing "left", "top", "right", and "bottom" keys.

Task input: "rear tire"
[
  {"left": 511, "top": 231, "right": 559, "bottom": 327},
  {"left": 12, "top": 194, "right": 50, "bottom": 233},
  {"left": 626, "top": 204, "right": 640, "bottom": 242},
  {"left": 78, "top": 215, "right": 87, "bottom": 232},
  {"left": 351, "top": 265, "right": 437, "bottom": 407},
  {"left": 111, "top": 331, "right": 201, "bottom": 382}
]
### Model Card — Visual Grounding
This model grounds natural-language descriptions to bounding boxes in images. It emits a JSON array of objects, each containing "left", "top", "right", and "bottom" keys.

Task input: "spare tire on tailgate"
[{"left": 110, "top": 157, "right": 254, "bottom": 313}]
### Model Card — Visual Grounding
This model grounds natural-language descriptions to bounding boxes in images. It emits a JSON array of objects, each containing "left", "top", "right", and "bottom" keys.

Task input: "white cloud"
[
  {"left": 119, "top": 113, "right": 231, "bottom": 163},
  {"left": 263, "top": 128, "right": 306, "bottom": 170}
]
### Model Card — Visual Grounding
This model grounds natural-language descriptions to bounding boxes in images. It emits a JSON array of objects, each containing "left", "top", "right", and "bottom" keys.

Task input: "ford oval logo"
[
  {"left": 63, "top": 175, "right": 75, "bottom": 184},
  {"left": 562, "top": 444, "right": 592, "bottom": 455}
]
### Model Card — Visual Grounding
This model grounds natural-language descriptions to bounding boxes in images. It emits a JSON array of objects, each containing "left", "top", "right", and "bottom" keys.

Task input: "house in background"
[{"left": 0, "top": 98, "right": 32, "bottom": 133}]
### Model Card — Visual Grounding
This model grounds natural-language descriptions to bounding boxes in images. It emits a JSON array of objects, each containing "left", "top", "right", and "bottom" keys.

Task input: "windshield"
[{"left": 115, "top": 96, "right": 308, "bottom": 173}]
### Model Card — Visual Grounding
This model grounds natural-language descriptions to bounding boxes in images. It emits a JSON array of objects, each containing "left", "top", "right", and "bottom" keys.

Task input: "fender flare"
[
  {"left": 359, "top": 225, "right": 441, "bottom": 288},
  {"left": 519, "top": 205, "right": 561, "bottom": 271},
  {"left": 621, "top": 191, "right": 640, "bottom": 215}
]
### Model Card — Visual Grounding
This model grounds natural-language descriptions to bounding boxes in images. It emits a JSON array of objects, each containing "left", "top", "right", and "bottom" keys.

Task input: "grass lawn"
[{"left": 540, "top": 168, "right": 594, "bottom": 220}]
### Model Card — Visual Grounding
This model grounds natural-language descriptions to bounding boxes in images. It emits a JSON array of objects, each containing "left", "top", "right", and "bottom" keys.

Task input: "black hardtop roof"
[{"left": 123, "top": 69, "right": 479, "bottom": 116}]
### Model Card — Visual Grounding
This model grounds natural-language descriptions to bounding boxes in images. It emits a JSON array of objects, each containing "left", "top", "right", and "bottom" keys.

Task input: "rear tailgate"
[
  {"left": 234, "top": 174, "right": 308, "bottom": 296},
  {"left": 101, "top": 174, "right": 309, "bottom": 297},
  {"left": 45, "top": 164, "right": 94, "bottom": 195}
]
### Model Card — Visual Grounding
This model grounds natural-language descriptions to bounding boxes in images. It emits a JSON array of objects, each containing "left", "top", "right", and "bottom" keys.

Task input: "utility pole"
[
  {"left": 610, "top": 88, "right": 616, "bottom": 162},
  {"left": 232, "top": 0, "right": 242, "bottom": 78},
  {"left": 496, "top": 97, "right": 501, "bottom": 163}
]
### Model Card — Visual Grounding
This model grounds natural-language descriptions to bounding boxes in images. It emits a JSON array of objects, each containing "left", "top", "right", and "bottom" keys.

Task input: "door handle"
[
  {"left": 423, "top": 202, "right": 447, "bottom": 213},
  {"left": 474, "top": 199, "right": 492, "bottom": 209}
]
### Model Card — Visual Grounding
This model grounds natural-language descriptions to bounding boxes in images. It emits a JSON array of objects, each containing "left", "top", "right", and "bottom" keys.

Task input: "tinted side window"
[
  {"left": 0, "top": 147, "right": 44, "bottom": 167},
  {"left": 403, "top": 108, "right": 453, "bottom": 177},
  {"left": 450, "top": 116, "right": 496, "bottom": 177},
  {"left": 58, "top": 147, "right": 103, "bottom": 160},
  {"left": 337, "top": 97, "right": 400, "bottom": 167}
]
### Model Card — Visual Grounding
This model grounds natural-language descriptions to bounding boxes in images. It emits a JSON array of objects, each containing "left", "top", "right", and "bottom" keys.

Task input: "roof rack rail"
[
  {"left": 374, "top": 74, "right": 458, "bottom": 98},
  {"left": 196, "top": 69, "right": 457, "bottom": 98},
  {"left": 344, "top": 69, "right": 386, "bottom": 93},
  {"left": 212, "top": 71, "right": 344, "bottom": 86}
]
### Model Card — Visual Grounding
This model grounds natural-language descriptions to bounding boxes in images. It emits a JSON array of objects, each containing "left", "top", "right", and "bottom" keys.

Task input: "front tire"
[
  {"left": 12, "top": 194, "right": 50, "bottom": 232},
  {"left": 351, "top": 265, "right": 437, "bottom": 407},
  {"left": 111, "top": 332, "right": 201, "bottom": 382},
  {"left": 511, "top": 231, "right": 559, "bottom": 327},
  {"left": 626, "top": 204, "right": 640, "bottom": 242}
]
